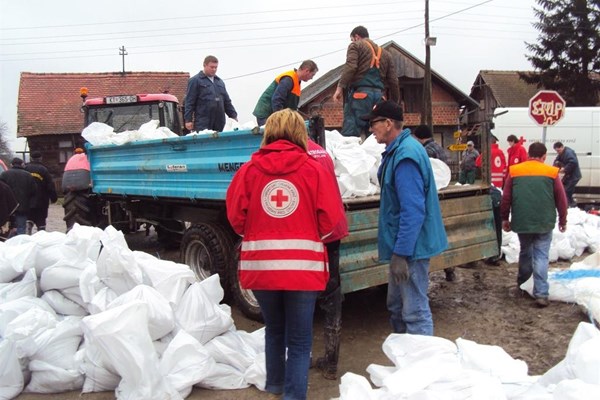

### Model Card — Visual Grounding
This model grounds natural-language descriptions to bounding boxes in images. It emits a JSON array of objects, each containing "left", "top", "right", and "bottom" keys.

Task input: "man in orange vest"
[
  {"left": 333, "top": 26, "right": 399, "bottom": 140},
  {"left": 253, "top": 60, "right": 319, "bottom": 126}
]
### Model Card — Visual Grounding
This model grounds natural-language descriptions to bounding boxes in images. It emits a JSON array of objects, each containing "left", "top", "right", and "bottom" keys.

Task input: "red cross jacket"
[{"left": 226, "top": 139, "right": 345, "bottom": 291}]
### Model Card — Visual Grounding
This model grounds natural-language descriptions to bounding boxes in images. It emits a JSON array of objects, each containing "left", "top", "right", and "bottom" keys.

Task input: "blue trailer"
[{"left": 63, "top": 92, "right": 498, "bottom": 320}]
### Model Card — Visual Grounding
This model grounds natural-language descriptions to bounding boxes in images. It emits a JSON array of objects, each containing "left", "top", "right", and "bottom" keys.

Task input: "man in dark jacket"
[
  {"left": 333, "top": 26, "right": 400, "bottom": 140},
  {"left": 553, "top": 142, "right": 581, "bottom": 207},
  {"left": 0, "top": 158, "right": 36, "bottom": 236},
  {"left": 184, "top": 55, "right": 238, "bottom": 132},
  {"left": 25, "top": 151, "right": 58, "bottom": 233}
]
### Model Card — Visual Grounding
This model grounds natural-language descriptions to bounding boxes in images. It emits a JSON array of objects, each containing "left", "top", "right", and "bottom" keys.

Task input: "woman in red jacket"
[{"left": 226, "top": 109, "right": 344, "bottom": 399}]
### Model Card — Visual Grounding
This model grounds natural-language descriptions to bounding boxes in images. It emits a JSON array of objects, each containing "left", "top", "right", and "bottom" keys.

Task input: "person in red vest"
[
  {"left": 506, "top": 134, "right": 528, "bottom": 169},
  {"left": 476, "top": 135, "right": 507, "bottom": 188}
]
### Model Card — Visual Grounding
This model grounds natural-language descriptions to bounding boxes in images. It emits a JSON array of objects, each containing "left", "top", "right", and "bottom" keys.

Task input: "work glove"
[{"left": 390, "top": 254, "right": 409, "bottom": 284}]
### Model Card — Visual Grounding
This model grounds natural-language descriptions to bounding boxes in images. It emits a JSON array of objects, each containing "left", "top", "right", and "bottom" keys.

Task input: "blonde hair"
[{"left": 261, "top": 109, "right": 308, "bottom": 151}]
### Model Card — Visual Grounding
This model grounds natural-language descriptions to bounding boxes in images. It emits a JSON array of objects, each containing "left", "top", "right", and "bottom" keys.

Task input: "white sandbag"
[
  {"left": 25, "top": 359, "right": 83, "bottom": 394},
  {"left": 81, "top": 300, "right": 180, "bottom": 400},
  {"left": 366, "top": 364, "right": 396, "bottom": 388},
  {"left": 571, "top": 335, "right": 600, "bottom": 385},
  {"left": 88, "top": 286, "right": 118, "bottom": 314},
  {"left": 538, "top": 322, "right": 600, "bottom": 387},
  {"left": 96, "top": 226, "right": 143, "bottom": 295},
  {"left": 79, "top": 262, "right": 106, "bottom": 305},
  {"left": 5, "top": 308, "right": 58, "bottom": 359},
  {"left": 195, "top": 362, "right": 249, "bottom": 390},
  {"left": 382, "top": 333, "right": 457, "bottom": 368},
  {"left": 243, "top": 351, "right": 266, "bottom": 391},
  {"left": 41, "top": 290, "right": 87, "bottom": 316},
  {"left": 80, "top": 341, "right": 120, "bottom": 393},
  {"left": 0, "top": 238, "right": 37, "bottom": 283},
  {"left": 29, "top": 316, "right": 83, "bottom": 369},
  {"left": 430, "top": 158, "right": 451, "bottom": 190},
  {"left": 574, "top": 279, "right": 600, "bottom": 324},
  {"left": 133, "top": 251, "right": 196, "bottom": 306},
  {"left": 555, "top": 236, "right": 576, "bottom": 260},
  {"left": 553, "top": 379, "right": 600, "bottom": 400},
  {"left": 40, "top": 257, "right": 91, "bottom": 292},
  {"left": 175, "top": 275, "right": 234, "bottom": 344},
  {"left": 0, "top": 268, "right": 37, "bottom": 302},
  {"left": 0, "top": 296, "right": 56, "bottom": 338},
  {"left": 0, "top": 339, "right": 24, "bottom": 400},
  {"left": 61, "top": 284, "right": 87, "bottom": 308},
  {"left": 108, "top": 285, "right": 175, "bottom": 340},
  {"left": 159, "top": 330, "right": 216, "bottom": 397},
  {"left": 81, "top": 122, "right": 116, "bottom": 146},
  {"left": 570, "top": 251, "right": 600, "bottom": 270},
  {"left": 456, "top": 337, "right": 528, "bottom": 383},
  {"left": 339, "top": 372, "right": 383, "bottom": 400},
  {"left": 204, "top": 329, "right": 260, "bottom": 373},
  {"left": 415, "top": 369, "right": 506, "bottom": 399},
  {"left": 66, "top": 223, "right": 103, "bottom": 262},
  {"left": 382, "top": 353, "right": 460, "bottom": 395}
]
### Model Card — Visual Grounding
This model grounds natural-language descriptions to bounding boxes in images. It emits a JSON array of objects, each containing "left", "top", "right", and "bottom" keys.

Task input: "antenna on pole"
[{"left": 119, "top": 46, "right": 128, "bottom": 76}]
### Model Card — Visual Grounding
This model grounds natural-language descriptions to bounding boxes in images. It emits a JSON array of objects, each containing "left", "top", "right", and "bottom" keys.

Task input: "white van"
[{"left": 492, "top": 107, "right": 600, "bottom": 205}]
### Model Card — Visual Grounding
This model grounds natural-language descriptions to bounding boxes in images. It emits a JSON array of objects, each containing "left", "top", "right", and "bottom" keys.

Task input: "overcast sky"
[{"left": 0, "top": 0, "right": 539, "bottom": 151}]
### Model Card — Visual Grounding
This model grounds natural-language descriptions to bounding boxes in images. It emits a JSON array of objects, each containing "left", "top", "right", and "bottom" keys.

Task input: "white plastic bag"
[
  {"left": 96, "top": 226, "right": 143, "bottom": 295},
  {"left": 0, "top": 339, "right": 24, "bottom": 399}
]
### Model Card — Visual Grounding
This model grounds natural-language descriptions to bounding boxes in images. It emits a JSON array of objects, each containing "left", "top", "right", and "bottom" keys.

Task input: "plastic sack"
[
  {"left": 96, "top": 226, "right": 143, "bottom": 295},
  {"left": 41, "top": 290, "right": 88, "bottom": 316},
  {"left": 66, "top": 223, "right": 103, "bottom": 262},
  {"left": 133, "top": 251, "right": 196, "bottom": 306},
  {"left": 159, "top": 330, "right": 216, "bottom": 397},
  {"left": 382, "top": 334, "right": 457, "bottom": 368},
  {"left": 24, "top": 359, "right": 83, "bottom": 394},
  {"left": 0, "top": 339, "right": 24, "bottom": 399},
  {"left": 175, "top": 275, "right": 233, "bottom": 344},
  {"left": 195, "top": 362, "right": 249, "bottom": 390},
  {"left": 243, "top": 351, "right": 266, "bottom": 391},
  {"left": 430, "top": 158, "right": 451, "bottom": 190},
  {"left": 81, "top": 122, "right": 115, "bottom": 146},
  {"left": 5, "top": 308, "right": 58, "bottom": 359},
  {"left": 204, "top": 329, "right": 261, "bottom": 373},
  {"left": 339, "top": 372, "right": 383, "bottom": 400},
  {"left": 456, "top": 337, "right": 528, "bottom": 383},
  {"left": 553, "top": 379, "right": 600, "bottom": 400},
  {"left": 0, "top": 268, "right": 37, "bottom": 302},
  {"left": 0, "top": 296, "right": 56, "bottom": 338},
  {"left": 81, "top": 300, "right": 180, "bottom": 400},
  {"left": 0, "top": 238, "right": 38, "bottom": 283},
  {"left": 88, "top": 286, "right": 118, "bottom": 314},
  {"left": 80, "top": 341, "right": 120, "bottom": 393},
  {"left": 108, "top": 284, "right": 175, "bottom": 340}
]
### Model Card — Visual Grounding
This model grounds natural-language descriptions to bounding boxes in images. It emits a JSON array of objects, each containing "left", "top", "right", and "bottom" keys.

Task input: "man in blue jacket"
[
  {"left": 362, "top": 101, "right": 448, "bottom": 335},
  {"left": 184, "top": 55, "right": 238, "bottom": 132},
  {"left": 552, "top": 142, "right": 581, "bottom": 207}
]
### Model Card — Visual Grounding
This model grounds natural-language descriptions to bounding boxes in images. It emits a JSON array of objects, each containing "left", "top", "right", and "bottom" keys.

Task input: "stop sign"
[{"left": 529, "top": 90, "right": 566, "bottom": 126}]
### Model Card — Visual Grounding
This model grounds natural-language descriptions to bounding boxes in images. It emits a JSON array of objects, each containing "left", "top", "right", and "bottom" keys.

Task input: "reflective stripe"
[
  {"left": 240, "top": 259, "right": 328, "bottom": 272},
  {"left": 242, "top": 239, "right": 324, "bottom": 252}
]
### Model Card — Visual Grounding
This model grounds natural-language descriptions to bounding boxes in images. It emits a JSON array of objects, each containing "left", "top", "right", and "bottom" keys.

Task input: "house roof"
[
  {"left": 299, "top": 40, "right": 478, "bottom": 109},
  {"left": 472, "top": 70, "right": 542, "bottom": 107},
  {"left": 17, "top": 71, "right": 189, "bottom": 137}
]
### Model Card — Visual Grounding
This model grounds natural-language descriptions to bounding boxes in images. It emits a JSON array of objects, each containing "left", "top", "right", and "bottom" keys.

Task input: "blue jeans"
[
  {"left": 254, "top": 290, "right": 319, "bottom": 400},
  {"left": 387, "top": 258, "right": 433, "bottom": 335},
  {"left": 517, "top": 231, "right": 553, "bottom": 299}
]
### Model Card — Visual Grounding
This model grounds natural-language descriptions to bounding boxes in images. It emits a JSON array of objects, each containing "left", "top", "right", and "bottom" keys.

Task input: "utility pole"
[
  {"left": 119, "top": 46, "right": 128, "bottom": 76},
  {"left": 421, "top": 0, "right": 433, "bottom": 130}
]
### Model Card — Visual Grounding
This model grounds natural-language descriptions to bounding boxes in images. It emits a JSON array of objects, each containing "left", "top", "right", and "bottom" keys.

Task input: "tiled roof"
[
  {"left": 477, "top": 70, "right": 541, "bottom": 107},
  {"left": 17, "top": 71, "right": 189, "bottom": 137}
]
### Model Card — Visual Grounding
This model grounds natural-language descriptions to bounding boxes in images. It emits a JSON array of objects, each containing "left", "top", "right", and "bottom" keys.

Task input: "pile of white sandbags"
[
  {"left": 338, "top": 321, "right": 600, "bottom": 399},
  {"left": 0, "top": 225, "right": 266, "bottom": 400},
  {"left": 502, "top": 208, "right": 600, "bottom": 264}
]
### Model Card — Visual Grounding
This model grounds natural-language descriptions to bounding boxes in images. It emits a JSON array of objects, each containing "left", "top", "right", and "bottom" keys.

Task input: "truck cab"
[{"left": 82, "top": 92, "right": 183, "bottom": 135}]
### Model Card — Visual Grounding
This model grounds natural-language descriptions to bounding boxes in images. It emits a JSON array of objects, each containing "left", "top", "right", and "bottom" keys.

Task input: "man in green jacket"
[
  {"left": 501, "top": 142, "right": 568, "bottom": 308},
  {"left": 253, "top": 60, "right": 318, "bottom": 126}
]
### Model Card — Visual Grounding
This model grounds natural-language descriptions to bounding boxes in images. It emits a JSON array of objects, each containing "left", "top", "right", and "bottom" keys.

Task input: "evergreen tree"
[{"left": 521, "top": 0, "right": 600, "bottom": 106}]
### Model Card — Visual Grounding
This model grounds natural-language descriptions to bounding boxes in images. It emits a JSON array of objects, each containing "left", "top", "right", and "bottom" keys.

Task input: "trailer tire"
[
  {"left": 181, "top": 223, "right": 234, "bottom": 292},
  {"left": 229, "top": 255, "right": 263, "bottom": 322},
  {"left": 63, "top": 191, "right": 95, "bottom": 229}
]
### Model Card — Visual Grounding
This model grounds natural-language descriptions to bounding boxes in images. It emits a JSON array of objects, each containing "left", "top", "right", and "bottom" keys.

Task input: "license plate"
[{"left": 105, "top": 95, "right": 137, "bottom": 104}]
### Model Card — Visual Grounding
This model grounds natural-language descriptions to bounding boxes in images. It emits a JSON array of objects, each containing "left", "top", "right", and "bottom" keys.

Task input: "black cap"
[
  {"left": 413, "top": 125, "right": 432, "bottom": 139},
  {"left": 11, "top": 157, "right": 23, "bottom": 166},
  {"left": 31, "top": 151, "right": 42, "bottom": 160},
  {"left": 360, "top": 100, "right": 403, "bottom": 122}
]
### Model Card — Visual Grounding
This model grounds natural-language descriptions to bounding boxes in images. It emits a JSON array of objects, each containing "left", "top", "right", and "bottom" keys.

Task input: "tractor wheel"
[{"left": 63, "top": 191, "right": 96, "bottom": 230}]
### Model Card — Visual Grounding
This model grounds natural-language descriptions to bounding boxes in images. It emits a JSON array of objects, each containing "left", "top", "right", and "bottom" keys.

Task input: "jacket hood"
[{"left": 251, "top": 140, "right": 309, "bottom": 175}]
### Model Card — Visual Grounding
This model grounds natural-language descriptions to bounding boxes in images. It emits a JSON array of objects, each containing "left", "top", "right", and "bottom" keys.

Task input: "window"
[
  {"left": 401, "top": 84, "right": 423, "bottom": 114},
  {"left": 58, "top": 140, "right": 72, "bottom": 163}
]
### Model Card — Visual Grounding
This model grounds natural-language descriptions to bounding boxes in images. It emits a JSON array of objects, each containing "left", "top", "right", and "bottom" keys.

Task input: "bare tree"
[{"left": 0, "top": 121, "right": 14, "bottom": 166}]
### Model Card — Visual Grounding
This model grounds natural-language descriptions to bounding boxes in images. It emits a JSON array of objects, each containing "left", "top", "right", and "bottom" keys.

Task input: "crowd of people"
[
  {"left": 0, "top": 151, "right": 57, "bottom": 240},
  {"left": 1, "top": 23, "right": 584, "bottom": 400}
]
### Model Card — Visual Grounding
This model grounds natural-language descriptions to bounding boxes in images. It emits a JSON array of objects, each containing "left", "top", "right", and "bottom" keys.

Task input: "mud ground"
[{"left": 16, "top": 204, "right": 589, "bottom": 400}]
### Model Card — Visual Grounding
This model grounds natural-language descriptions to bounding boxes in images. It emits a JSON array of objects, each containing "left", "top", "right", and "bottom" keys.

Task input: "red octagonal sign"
[{"left": 529, "top": 90, "right": 566, "bottom": 126}]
